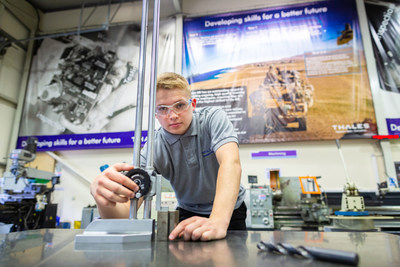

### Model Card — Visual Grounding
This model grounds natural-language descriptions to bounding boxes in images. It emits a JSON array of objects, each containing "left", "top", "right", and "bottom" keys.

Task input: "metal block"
[
  {"left": 168, "top": 210, "right": 179, "bottom": 235},
  {"left": 156, "top": 211, "right": 169, "bottom": 241}
]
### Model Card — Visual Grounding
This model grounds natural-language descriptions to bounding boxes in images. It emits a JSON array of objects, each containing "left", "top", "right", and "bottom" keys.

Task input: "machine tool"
[
  {"left": 334, "top": 139, "right": 367, "bottom": 215},
  {"left": 75, "top": 0, "right": 170, "bottom": 244},
  {"left": 298, "top": 176, "right": 330, "bottom": 224},
  {"left": 0, "top": 137, "right": 59, "bottom": 231},
  {"left": 246, "top": 176, "right": 274, "bottom": 229},
  {"left": 324, "top": 140, "right": 377, "bottom": 231},
  {"left": 273, "top": 175, "right": 330, "bottom": 230},
  {"left": 246, "top": 173, "right": 330, "bottom": 230}
]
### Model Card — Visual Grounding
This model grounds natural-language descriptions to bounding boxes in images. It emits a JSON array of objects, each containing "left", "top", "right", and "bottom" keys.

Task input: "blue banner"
[
  {"left": 183, "top": 0, "right": 377, "bottom": 143},
  {"left": 387, "top": 119, "right": 400, "bottom": 135},
  {"left": 16, "top": 131, "right": 148, "bottom": 151}
]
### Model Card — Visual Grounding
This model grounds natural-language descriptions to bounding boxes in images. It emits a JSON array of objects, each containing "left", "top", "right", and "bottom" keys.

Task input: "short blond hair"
[{"left": 156, "top": 72, "right": 191, "bottom": 97}]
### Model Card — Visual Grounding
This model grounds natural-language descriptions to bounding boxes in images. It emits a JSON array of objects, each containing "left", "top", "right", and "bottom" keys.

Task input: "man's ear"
[{"left": 191, "top": 98, "right": 197, "bottom": 109}]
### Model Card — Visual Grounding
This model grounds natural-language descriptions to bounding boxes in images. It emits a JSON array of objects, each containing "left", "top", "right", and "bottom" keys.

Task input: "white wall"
[
  {"left": 0, "top": 0, "right": 36, "bottom": 175},
  {"left": 392, "top": 140, "right": 400, "bottom": 159},
  {"left": 239, "top": 139, "right": 385, "bottom": 190},
  {"left": 2, "top": 0, "right": 400, "bottom": 224}
]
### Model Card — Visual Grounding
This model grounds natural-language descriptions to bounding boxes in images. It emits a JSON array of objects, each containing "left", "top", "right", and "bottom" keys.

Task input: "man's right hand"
[{"left": 90, "top": 163, "right": 139, "bottom": 213}]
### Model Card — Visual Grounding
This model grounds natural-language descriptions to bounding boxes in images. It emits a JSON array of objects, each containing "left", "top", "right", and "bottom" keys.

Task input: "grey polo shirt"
[{"left": 140, "top": 107, "right": 246, "bottom": 214}]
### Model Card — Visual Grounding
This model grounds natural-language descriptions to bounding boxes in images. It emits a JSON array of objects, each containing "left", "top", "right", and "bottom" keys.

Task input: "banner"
[
  {"left": 365, "top": 1, "right": 400, "bottom": 135},
  {"left": 18, "top": 21, "right": 175, "bottom": 150},
  {"left": 183, "top": 0, "right": 377, "bottom": 143},
  {"left": 17, "top": 131, "right": 148, "bottom": 151}
]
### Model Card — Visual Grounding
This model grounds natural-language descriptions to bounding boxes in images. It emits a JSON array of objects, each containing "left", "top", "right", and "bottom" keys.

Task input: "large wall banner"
[
  {"left": 18, "top": 21, "right": 175, "bottom": 151},
  {"left": 183, "top": 0, "right": 377, "bottom": 143},
  {"left": 365, "top": 1, "right": 400, "bottom": 136}
]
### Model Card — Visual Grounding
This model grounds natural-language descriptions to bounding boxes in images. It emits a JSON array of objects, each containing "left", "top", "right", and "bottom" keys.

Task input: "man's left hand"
[{"left": 169, "top": 216, "right": 228, "bottom": 241}]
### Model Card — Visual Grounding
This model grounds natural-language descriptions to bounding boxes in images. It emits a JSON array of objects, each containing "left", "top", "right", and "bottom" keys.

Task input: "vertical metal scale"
[
  {"left": 143, "top": 0, "right": 161, "bottom": 221},
  {"left": 130, "top": 0, "right": 149, "bottom": 221},
  {"left": 75, "top": 0, "right": 162, "bottom": 244}
]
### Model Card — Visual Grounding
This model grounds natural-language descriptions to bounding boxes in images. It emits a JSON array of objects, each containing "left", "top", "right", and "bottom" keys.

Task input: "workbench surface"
[{"left": 0, "top": 229, "right": 399, "bottom": 266}]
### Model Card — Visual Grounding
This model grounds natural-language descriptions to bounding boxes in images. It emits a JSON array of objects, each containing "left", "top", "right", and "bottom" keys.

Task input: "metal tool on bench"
[
  {"left": 257, "top": 241, "right": 359, "bottom": 266},
  {"left": 334, "top": 139, "right": 368, "bottom": 215},
  {"left": 75, "top": 0, "right": 163, "bottom": 244}
]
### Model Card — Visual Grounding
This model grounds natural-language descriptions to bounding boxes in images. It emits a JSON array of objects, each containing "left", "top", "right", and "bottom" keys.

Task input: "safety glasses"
[{"left": 155, "top": 99, "right": 192, "bottom": 116}]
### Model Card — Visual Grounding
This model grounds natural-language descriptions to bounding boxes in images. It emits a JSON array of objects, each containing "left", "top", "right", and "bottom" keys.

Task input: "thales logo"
[{"left": 332, "top": 123, "right": 370, "bottom": 133}]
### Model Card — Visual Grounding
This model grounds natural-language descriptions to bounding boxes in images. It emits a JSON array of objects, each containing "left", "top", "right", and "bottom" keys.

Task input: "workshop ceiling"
[
  {"left": 25, "top": 0, "right": 180, "bottom": 15},
  {"left": 25, "top": 0, "right": 400, "bottom": 13},
  {"left": 26, "top": 0, "right": 137, "bottom": 12}
]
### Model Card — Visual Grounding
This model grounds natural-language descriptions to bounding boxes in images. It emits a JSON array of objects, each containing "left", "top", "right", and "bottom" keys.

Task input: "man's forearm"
[{"left": 210, "top": 160, "right": 241, "bottom": 227}]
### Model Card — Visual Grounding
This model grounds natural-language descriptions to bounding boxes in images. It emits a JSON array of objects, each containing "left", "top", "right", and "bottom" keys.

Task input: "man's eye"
[
  {"left": 157, "top": 107, "right": 167, "bottom": 112},
  {"left": 175, "top": 103, "right": 186, "bottom": 110}
]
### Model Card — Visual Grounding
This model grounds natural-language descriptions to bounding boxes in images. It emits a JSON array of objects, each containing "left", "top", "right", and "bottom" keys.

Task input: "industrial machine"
[
  {"left": 246, "top": 172, "right": 331, "bottom": 231},
  {"left": 0, "top": 137, "right": 59, "bottom": 231},
  {"left": 245, "top": 142, "right": 400, "bottom": 232},
  {"left": 298, "top": 176, "right": 331, "bottom": 224},
  {"left": 272, "top": 174, "right": 330, "bottom": 230},
  {"left": 246, "top": 176, "right": 274, "bottom": 229},
  {"left": 334, "top": 139, "right": 367, "bottom": 215}
]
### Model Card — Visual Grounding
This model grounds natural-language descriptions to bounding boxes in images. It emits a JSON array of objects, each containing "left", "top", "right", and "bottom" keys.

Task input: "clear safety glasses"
[{"left": 155, "top": 99, "right": 192, "bottom": 116}]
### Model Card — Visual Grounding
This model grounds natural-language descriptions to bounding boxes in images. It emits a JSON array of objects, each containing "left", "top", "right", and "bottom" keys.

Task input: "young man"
[{"left": 90, "top": 72, "right": 246, "bottom": 241}]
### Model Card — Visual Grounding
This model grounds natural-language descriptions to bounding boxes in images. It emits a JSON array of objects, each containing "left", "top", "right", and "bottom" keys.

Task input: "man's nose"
[{"left": 167, "top": 108, "right": 179, "bottom": 117}]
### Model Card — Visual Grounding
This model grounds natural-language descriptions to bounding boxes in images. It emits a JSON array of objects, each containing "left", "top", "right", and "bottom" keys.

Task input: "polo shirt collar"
[{"left": 161, "top": 112, "right": 198, "bottom": 145}]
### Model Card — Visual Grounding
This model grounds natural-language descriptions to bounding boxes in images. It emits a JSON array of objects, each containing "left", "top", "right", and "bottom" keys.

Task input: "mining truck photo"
[{"left": 249, "top": 65, "right": 314, "bottom": 135}]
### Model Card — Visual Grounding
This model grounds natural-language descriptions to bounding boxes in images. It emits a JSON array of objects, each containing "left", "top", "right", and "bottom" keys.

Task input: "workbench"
[{"left": 0, "top": 229, "right": 399, "bottom": 266}]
